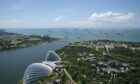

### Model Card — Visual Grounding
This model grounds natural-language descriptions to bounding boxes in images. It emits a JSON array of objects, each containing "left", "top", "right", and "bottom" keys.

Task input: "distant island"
[
  {"left": 0, "top": 29, "right": 17, "bottom": 35},
  {"left": 0, "top": 29, "right": 59, "bottom": 51}
]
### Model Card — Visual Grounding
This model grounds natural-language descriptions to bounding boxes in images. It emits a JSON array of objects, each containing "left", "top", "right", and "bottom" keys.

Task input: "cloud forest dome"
[{"left": 45, "top": 50, "right": 61, "bottom": 62}]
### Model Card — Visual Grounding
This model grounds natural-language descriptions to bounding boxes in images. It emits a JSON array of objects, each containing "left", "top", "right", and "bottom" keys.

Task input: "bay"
[{"left": 0, "top": 41, "right": 68, "bottom": 84}]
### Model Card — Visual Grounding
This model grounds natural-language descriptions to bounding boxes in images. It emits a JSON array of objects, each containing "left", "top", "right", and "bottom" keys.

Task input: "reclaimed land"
[
  {"left": 44, "top": 40, "right": 140, "bottom": 84},
  {"left": 0, "top": 29, "right": 59, "bottom": 51},
  {"left": 19, "top": 40, "right": 140, "bottom": 84}
]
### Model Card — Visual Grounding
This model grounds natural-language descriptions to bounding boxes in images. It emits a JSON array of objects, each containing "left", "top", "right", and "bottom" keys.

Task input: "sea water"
[{"left": 6, "top": 28, "right": 140, "bottom": 42}]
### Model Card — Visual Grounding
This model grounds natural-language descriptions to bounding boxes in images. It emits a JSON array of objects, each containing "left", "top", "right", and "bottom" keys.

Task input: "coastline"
[{"left": 0, "top": 30, "right": 60, "bottom": 51}]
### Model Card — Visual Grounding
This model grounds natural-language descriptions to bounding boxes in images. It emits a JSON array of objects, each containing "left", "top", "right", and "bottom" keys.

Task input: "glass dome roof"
[
  {"left": 23, "top": 63, "right": 53, "bottom": 84},
  {"left": 45, "top": 50, "right": 61, "bottom": 61}
]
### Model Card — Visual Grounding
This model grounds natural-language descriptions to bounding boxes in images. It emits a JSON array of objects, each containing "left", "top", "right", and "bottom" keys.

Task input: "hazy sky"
[{"left": 0, "top": 0, "right": 140, "bottom": 28}]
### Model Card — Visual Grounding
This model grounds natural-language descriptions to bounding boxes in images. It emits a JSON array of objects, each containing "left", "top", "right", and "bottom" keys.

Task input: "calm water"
[
  {"left": 6, "top": 28, "right": 140, "bottom": 42},
  {"left": 0, "top": 41, "right": 68, "bottom": 84}
]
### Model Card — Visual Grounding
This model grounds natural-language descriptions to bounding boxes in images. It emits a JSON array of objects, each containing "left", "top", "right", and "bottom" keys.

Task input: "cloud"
[
  {"left": 53, "top": 16, "right": 64, "bottom": 22},
  {"left": 89, "top": 11, "right": 134, "bottom": 23},
  {"left": 0, "top": 19, "right": 22, "bottom": 28},
  {"left": 73, "top": 11, "right": 138, "bottom": 28}
]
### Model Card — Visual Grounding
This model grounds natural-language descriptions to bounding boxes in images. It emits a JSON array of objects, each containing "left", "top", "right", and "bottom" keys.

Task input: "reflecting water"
[{"left": 0, "top": 41, "right": 67, "bottom": 84}]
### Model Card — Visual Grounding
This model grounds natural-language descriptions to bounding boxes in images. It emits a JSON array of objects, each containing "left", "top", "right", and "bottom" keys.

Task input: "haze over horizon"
[{"left": 0, "top": 0, "right": 140, "bottom": 29}]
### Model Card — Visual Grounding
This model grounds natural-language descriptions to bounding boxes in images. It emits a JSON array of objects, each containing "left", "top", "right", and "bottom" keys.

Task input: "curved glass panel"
[
  {"left": 23, "top": 63, "right": 53, "bottom": 84},
  {"left": 45, "top": 50, "right": 61, "bottom": 61}
]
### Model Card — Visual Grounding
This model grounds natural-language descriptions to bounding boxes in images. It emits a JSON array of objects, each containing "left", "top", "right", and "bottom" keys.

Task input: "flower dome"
[{"left": 23, "top": 63, "right": 53, "bottom": 84}]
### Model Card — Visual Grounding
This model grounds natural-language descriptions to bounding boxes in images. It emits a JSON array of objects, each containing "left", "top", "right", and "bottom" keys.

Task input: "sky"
[{"left": 0, "top": 0, "right": 140, "bottom": 28}]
